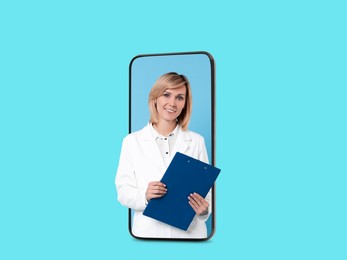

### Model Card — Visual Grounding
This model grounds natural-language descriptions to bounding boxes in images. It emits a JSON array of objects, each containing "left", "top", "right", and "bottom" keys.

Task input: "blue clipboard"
[{"left": 143, "top": 152, "right": 221, "bottom": 231}]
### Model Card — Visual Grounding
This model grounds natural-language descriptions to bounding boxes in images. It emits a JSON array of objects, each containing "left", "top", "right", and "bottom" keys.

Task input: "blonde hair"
[{"left": 148, "top": 72, "right": 192, "bottom": 131}]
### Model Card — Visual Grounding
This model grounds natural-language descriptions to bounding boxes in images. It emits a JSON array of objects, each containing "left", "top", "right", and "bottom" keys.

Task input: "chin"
[
  {"left": 163, "top": 117, "right": 177, "bottom": 122},
  {"left": 161, "top": 112, "right": 177, "bottom": 120}
]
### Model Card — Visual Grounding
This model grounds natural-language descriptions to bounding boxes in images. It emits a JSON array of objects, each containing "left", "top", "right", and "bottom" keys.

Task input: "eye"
[
  {"left": 177, "top": 96, "right": 185, "bottom": 101},
  {"left": 163, "top": 93, "right": 170, "bottom": 98}
]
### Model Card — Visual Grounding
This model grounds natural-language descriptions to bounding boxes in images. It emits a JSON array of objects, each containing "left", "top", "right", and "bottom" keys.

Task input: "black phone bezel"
[{"left": 128, "top": 51, "right": 216, "bottom": 241}]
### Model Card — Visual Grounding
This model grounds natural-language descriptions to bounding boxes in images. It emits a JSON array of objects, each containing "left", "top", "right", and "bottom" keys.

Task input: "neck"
[{"left": 153, "top": 120, "right": 177, "bottom": 136}]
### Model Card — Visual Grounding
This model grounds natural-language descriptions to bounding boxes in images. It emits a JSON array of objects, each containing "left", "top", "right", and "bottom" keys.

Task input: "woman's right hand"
[{"left": 146, "top": 181, "right": 167, "bottom": 201}]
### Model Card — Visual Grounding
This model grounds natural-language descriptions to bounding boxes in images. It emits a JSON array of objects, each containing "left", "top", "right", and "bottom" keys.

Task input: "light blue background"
[
  {"left": 0, "top": 1, "right": 346, "bottom": 260},
  {"left": 130, "top": 53, "right": 213, "bottom": 236}
]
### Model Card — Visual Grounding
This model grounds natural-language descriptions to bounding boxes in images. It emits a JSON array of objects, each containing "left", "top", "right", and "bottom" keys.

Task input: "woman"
[{"left": 115, "top": 72, "right": 211, "bottom": 238}]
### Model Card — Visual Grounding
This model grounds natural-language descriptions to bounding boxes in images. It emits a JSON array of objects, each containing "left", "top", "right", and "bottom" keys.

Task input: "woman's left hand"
[{"left": 188, "top": 192, "right": 209, "bottom": 216}]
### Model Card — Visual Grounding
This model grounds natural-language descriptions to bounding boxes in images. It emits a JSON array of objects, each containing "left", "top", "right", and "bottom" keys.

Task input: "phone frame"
[{"left": 128, "top": 51, "right": 216, "bottom": 241}]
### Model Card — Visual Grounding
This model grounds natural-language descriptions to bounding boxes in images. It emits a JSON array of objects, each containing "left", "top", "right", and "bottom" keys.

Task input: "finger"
[
  {"left": 150, "top": 187, "right": 167, "bottom": 195},
  {"left": 155, "top": 186, "right": 167, "bottom": 192},
  {"left": 192, "top": 192, "right": 205, "bottom": 200},
  {"left": 189, "top": 195, "right": 209, "bottom": 214},
  {"left": 148, "top": 188, "right": 164, "bottom": 194},
  {"left": 188, "top": 200, "right": 198, "bottom": 212},
  {"left": 190, "top": 193, "right": 201, "bottom": 202},
  {"left": 154, "top": 190, "right": 167, "bottom": 195},
  {"left": 148, "top": 191, "right": 167, "bottom": 199},
  {"left": 189, "top": 193, "right": 201, "bottom": 205},
  {"left": 149, "top": 182, "right": 166, "bottom": 189},
  {"left": 154, "top": 181, "right": 166, "bottom": 187},
  {"left": 191, "top": 193, "right": 209, "bottom": 209},
  {"left": 189, "top": 200, "right": 204, "bottom": 215},
  {"left": 188, "top": 195, "right": 199, "bottom": 208},
  {"left": 148, "top": 190, "right": 166, "bottom": 196},
  {"left": 156, "top": 183, "right": 166, "bottom": 189}
]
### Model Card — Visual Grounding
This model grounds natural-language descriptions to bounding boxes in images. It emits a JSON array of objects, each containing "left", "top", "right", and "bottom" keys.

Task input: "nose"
[{"left": 169, "top": 96, "right": 176, "bottom": 107}]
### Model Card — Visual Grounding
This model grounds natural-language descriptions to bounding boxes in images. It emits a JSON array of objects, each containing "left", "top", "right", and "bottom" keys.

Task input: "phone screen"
[{"left": 128, "top": 52, "right": 215, "bottom": 240}]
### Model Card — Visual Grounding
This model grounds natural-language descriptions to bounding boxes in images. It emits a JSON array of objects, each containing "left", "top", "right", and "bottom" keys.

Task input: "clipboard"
[{"left": 143, "top": 152, "right": 221, "bottom": 231}]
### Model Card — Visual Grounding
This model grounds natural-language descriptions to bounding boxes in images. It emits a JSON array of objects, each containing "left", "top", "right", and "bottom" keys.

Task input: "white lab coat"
[{"left": 115, "top": 123, "right": 212, "bottom": 238}]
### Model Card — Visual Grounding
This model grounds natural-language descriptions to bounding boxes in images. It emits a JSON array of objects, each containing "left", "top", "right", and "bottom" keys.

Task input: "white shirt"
[{"left": 150, "top": 124, "right": 179, "bottom": 167}]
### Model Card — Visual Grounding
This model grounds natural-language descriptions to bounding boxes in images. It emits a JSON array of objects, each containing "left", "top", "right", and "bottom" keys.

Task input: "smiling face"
[
  {"left": 148, "top": 72, "right": 192, "bottom": 130},
  {"left": 156, "top": 86, "right": 187, "bottom": 123}
]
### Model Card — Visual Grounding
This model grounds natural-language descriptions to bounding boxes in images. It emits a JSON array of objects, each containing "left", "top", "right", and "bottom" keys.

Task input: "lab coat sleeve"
[
  {"left": 115, "top": 136, "right": 147, "bottom": 211},
  {"left": 197, "top": 136, "right": 213, "bottom": 222}
]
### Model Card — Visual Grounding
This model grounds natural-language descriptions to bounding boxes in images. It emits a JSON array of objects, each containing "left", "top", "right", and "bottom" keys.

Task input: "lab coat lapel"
[
  {"left": 141, "top": 124, "right": 166, "bottom": 174},
  {"left": 172, "top": 127, "right": 191, "bottom": 157}
]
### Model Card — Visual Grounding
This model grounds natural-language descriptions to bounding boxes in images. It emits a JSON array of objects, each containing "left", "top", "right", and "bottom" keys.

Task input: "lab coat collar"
[
  {"left": 149, "top": 123, "right": 179, "bottom": 140},
  {"left": 142, "top": 123, "right": 191, "bottom": 157}
]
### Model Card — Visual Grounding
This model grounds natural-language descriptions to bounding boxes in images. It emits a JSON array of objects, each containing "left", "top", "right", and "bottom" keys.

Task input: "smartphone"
[{"left": 128, "top": 51, "right": 216, "bottom": 240}]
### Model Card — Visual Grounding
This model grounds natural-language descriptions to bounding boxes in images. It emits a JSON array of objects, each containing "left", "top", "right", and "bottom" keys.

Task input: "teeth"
[{"left": 166, "top": 109, "right": 175, "bottom": 113}]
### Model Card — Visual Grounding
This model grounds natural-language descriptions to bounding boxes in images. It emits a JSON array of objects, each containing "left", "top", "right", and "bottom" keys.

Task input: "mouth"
[{"left": 165, "top": 108, "right": 177, "bottom": 113}]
